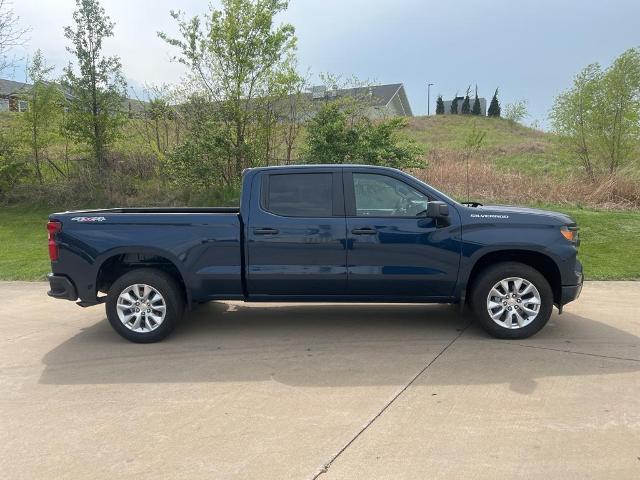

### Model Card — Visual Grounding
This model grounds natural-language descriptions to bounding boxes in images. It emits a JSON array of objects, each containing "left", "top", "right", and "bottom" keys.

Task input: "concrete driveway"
[{"left": 0, "top": 281, "right": 638, "bottom": 479}]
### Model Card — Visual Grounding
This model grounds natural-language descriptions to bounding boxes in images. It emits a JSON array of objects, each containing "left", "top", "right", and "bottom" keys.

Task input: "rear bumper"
[{"left": 47, "top": 274, "right": 78, "bottom": 301}]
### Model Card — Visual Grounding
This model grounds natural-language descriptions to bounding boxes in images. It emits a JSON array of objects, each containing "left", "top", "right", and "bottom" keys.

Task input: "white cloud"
[{"left": 13, "top": 0, "right": 199, "bottom": 92}]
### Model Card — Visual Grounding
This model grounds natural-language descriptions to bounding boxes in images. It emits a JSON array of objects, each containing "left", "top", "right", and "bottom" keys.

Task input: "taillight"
[{"left": 47, "top": 220, "right": 62, "bottom": 261}]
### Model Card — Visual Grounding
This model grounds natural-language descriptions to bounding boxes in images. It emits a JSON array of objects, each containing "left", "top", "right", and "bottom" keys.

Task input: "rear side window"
[{"left": 263, "top": 173, "right": 333, "bottom": 217}]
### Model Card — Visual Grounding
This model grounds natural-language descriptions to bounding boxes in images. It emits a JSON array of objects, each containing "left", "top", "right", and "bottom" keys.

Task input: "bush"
[{"left": 302, "top": 102, "right": 424, "bottom": 169}]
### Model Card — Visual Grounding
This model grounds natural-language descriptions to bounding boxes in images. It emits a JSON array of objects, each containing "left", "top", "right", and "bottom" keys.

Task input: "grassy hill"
[{"left": 401, "top": 115, "right": 639, "bottom": 209}]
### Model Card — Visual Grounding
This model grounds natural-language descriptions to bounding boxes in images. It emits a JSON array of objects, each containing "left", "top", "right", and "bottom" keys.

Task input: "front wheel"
[
  {"left": 106, "top": 268, "right": 184, "bottom": 343},
  {"left": 470, "top": 262, "right": 553, "bottom": 339}
]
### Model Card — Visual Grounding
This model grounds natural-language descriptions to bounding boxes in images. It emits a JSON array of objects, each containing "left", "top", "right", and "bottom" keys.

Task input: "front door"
[
  {"left": 247, "top": 169, "right": 347, "bottom": 297},
  {"left": 345, "top": 170, "right": 460, "bottom": 298}
]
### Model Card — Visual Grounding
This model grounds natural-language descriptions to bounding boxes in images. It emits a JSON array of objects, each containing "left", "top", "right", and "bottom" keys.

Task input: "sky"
[{"left": 11, "top": 0, "right": 640, "bottom": 128}]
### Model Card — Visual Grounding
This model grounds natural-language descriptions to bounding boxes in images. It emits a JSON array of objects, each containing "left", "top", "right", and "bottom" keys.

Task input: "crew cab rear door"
[{"left": 246, "top": 168, "right": 347, "bottom": 297}]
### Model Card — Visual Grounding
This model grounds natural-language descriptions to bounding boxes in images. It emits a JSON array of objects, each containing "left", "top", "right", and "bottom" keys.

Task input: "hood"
[{"left": 469, "top": 204, "right": 575, "bottom": 225}]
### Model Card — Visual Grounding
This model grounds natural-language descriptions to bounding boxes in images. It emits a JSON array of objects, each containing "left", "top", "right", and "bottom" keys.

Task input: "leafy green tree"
[
  {"left": 551, "top": 48, "right": 640, "bottom": 177},
  {"left": 164, "top": 95, "right": 236, "bottom": 189},
  {"left": 435, "top": 95, "right": 444, "bottom": 115},
  {"left": 487, "top": 88, "right": 500, "bottom": 117},
  {"left": 18, "top": 50, "right": 64, "bottom": 184},
  {"left": 0, "top": 0, "right": 29, "bottom": 74},
  {"left": 550, "top": 65, "right": 601, "bottom": 180},
  {"left": 597, "top": 48, "right": 640, "bottom": 173},
  {"left": 461, "top": 87, "right": 471, "bottom": 114},
  {"left": 471, "top": 85, "right": 481, "bottom": 115},
  {"left": 160, "top": 0, "right": 297, "bottom": 179},
  {"left": 504, "top": 99, "right": 528, "bottom": 124},
  {"left": 302, "top": 102, "right": 423, "bottom": 168},
  {"left": 63, "top": 0, "right": 126, "bottom": 173},
  {"left": 450, "top": 95, "right": 459, "bottom": 114}
]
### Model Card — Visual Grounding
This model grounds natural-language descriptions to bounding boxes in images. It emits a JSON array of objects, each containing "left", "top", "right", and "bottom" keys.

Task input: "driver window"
[{"left": 353, "top": 173, "right": 429, "bottom": 217}]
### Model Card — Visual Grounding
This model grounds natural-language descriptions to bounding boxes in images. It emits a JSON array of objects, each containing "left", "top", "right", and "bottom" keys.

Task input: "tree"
[
  {"left": 435, "top": 95, "right": 444, "bottom": 115},
  {"left": 160, "top": 0, "right": 297, "bottom": 179},
  {"left": 461, "top": 87, "right": 471, "bottom": 115},
  {"left": 271, "top": 57, "right": 308, "bottom": 164},
  {"left": 597, "top": 48, "right": 640, "bottom": 174},
  {"left": 450, "top": 95, "right": 459, "bottom": 114},
  {"left": 302, "top": 102, "right": 423, "bottom": 169},
  {"left": 551, "top": 48, "right": 640, "bottom": 177},
  {"left": 164, "top": 94, "right": 236, "bottom": 190},
  {"left": 550, "top": 65, "right": 601, "bottom": 180},
  {"left": 18, "top": 50, "right": 64, "bottom": 184},
  {"left": 487, "top": 88, "right": 500, "bottom": 117},
  {"left": 504, "top": 99, "right": 528, "bottom": 124},
  {"left": 471, "top": 85, "right": 481, "bottom": 115},
  {"left": 63, "top": 0, "right": 126, "bottom": 173},
  {"left": 0, "top": 0, "right": 29, "bottom": 74}
]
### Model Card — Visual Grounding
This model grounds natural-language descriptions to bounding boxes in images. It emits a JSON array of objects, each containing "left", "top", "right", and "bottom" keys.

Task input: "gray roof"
[
  {"left": 0, "top": 78, "right": 29, "bottom": 96},
  {"left": 0, "top": 77, "right": 147, "bottom": 112},
  {"left": 309, "top": 83, "right": 412, "bottom": 114}
]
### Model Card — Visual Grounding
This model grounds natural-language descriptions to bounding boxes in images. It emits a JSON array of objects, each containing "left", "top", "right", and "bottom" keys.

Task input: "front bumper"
[
  {"left": 559, "top": 259, "right": 583, "bottom": 306},
  {"left": 47, "top": 274, "right": 78, "bottom": 301},
  {"left": 560, "top": 283, "right": 582, "bottom": 305}
]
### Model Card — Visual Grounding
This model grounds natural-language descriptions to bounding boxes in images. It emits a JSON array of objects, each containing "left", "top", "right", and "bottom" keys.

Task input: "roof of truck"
[{"left": 247, "top": 164, "right": 403, "bottom": 173}]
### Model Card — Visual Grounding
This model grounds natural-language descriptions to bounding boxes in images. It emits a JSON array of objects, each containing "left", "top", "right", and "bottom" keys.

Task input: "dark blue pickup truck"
[{"left": 47, "top": 165, "right": 582, "bottom": 342}]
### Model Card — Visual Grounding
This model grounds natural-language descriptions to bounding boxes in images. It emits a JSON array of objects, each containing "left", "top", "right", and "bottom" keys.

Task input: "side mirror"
[{"left": 425, "top": 201, "right": 449, "bottom": 218}]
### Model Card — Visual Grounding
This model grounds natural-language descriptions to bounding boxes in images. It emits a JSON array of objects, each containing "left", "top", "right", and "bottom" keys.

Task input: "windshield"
[{"left": 410, "top": 175, "right": 460, "bottom": 206}]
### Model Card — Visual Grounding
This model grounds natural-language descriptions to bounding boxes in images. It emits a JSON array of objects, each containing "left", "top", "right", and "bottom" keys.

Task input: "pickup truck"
[{"left": 47, "top": 165, "right": 583, "bottom": 343}]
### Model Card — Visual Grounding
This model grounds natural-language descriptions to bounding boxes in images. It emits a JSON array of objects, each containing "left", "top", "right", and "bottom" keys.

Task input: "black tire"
[
  {"left": 470, "top": 262, "right": 553, "bottom": 339},
  {"left": 106, "top": 268, "right": 184, "bottom": 343}
]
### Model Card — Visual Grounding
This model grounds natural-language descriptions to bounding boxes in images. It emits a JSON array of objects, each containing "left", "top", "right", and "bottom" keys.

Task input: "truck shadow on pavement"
[{"left": 39, "top": 302, "right": 640, "bottom": 391}]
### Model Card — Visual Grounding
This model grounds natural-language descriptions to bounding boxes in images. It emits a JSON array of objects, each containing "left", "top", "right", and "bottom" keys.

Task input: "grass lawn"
[
  {"left": 0, "top": 204, "right": 638, "bottom": 282},
  {"left": 0, "top": 206, "right": 53, "bottom": 281},
  {"left": 559, "top": 208, "right": 640, "bottom": 280}
]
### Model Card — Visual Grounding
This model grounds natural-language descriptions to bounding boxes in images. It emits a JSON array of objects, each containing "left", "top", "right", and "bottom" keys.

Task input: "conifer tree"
[
  {"left": 450, "top": 95, "right": 459, "bottom": 114},
  {"left": 435, "top": 95, "right": 444, "bottom": 114},
  {"left": 488, "top": 88, "right": 501, "bottom": 117},
  {"left": 461, "top": 86, "right": 471, "bottom": 114},
  {"left": 471, "top": 85, "right": 481, "bottom": 115}
]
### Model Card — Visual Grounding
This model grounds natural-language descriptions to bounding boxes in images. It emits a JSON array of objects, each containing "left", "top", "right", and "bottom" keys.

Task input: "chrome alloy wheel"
[
  {"left": 486, "top": 277, "right": 542, "bottom": 329},
  {"left": 116, "top": 284, "right": 167, "bottom": 333}
]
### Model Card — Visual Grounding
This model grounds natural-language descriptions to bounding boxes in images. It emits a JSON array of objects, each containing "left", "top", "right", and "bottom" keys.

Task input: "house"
[
  {"left": 2, "top": 76, "right": 414, "bottom": 120},
  {"left": 308, "top": 83, "right": 413, "bottom": 118},
  {"left": 442, "top": 95, "right": 487, "bottom": 115},
  {"left": 0, "top": 77, "right": 147, "bottom": 116},
  {"left": 0, "top": 79, "right": 30, "bottom": 112}
]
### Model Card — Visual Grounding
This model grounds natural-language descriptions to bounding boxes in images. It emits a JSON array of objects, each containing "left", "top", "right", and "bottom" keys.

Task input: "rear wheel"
[
  {"left": 470, "top": 262, "right": 553, "bottom": 339},
  {"left": 106, "top": 268, "right": 184, "bottom": 343}
]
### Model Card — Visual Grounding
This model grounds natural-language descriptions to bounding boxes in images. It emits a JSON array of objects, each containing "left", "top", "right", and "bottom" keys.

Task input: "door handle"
[
  {"left": 253, "top": 227, "right": 279, "bottom": 235},
  {"left": 351, "top": 227, "right": 377, "bottom": 235}
]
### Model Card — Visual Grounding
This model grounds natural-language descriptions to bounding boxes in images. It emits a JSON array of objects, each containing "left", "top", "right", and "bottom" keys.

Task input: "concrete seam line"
[
  {"left": 310, "top": 322, "right": 471, "bottom": 479},
  {"left": 510, "top": 342, "right": 640, "bottom": 363}
]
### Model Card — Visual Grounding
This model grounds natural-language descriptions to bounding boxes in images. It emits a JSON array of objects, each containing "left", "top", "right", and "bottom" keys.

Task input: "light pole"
[{"left": 427, "top": 82, "right": 434, "bottom": 116}]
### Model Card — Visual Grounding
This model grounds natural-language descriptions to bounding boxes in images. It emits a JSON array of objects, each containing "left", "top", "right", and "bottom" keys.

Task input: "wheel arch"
[
  {"left": 95, "top": 248, "right": 190, "bottom": 306},
  {"left": 465, "top": 249, "right": 562, "bottom": 305}
]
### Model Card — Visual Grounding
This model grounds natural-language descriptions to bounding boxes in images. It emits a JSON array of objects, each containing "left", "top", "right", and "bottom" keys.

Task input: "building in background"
[
  {"left": 309, "top": 83, "right": 413, "bottom": 118},
  {"left": 0, "top": 79, "right": 30, "bottom": 112}
]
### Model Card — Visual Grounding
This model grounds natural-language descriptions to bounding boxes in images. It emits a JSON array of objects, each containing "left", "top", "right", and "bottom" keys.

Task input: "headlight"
[{"left": 560, "top": 225, "right": 579, "bottom": 245}]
